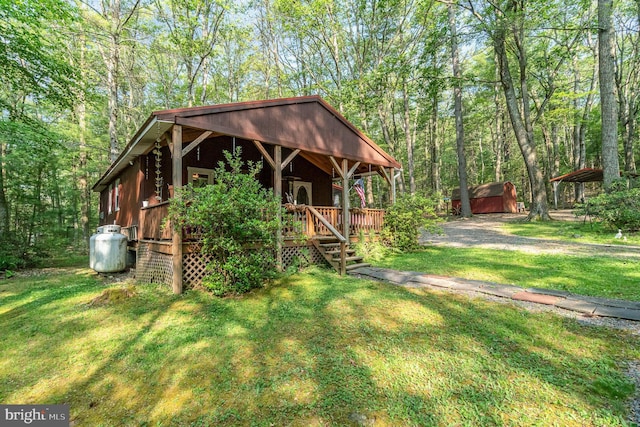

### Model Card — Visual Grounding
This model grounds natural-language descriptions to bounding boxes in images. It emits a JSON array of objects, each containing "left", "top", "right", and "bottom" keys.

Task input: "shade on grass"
[
  {"left": 374, "top": 247, "right": 640, "bottom": 302},
  {"left": 0, "top": 266, "right": 638, "bottom": 426}
]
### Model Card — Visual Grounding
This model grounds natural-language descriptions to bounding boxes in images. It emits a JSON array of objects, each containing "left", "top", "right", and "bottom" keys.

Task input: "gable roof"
[
  {"left": 451, "top": 182, "right": 514, "bottom": 200},
  {"left": 93, "top": 96, "right": 401, "bottom": 192}
]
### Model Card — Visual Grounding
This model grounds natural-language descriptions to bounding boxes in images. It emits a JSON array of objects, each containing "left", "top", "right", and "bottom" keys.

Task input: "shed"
[{"left": 451, "top": 182, "right": 518, "bottom": 214}]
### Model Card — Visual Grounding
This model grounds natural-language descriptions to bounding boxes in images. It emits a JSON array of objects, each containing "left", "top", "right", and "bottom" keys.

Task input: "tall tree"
[
  {"left": 80, "top": 0, "right": 142, "bottom": 162},
  {"left": 154, "top": 0, "right": 227, "bottom": 107},
  {"left": 448, "top": 2, "right": 471, "bottom": 216},
  {"left": 469, "top": 0, "right": 552, "bottom": 219},
  {"left": 599, "top": 0, "right": 621, "bottom": 188}
]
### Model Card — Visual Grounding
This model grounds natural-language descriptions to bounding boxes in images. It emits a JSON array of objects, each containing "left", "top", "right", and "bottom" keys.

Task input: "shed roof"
[
  {"left": 93, "top": 96, "right": 401, "bottom": 192},
  {"left": 452, "top": 182, "right": 513, "bottom": 200},
  {"left": 550, "top": 168, "right": 603, "bottom": 183}
]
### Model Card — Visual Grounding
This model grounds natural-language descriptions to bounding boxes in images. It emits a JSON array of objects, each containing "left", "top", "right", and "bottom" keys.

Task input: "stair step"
[
  {"left": 315, "top": 236, "right": 341, "bottom": 241},
  {"left": 346, "top": 263, "right": 371, "bottom": 271},
  {"left": 319, "top": 243, "right": 343, "bottom": 248},
  {"left": 325, "top": 249, "right": 356, "bottom": 255},
  {"left": 333, "top": 256, "right": 364, "bottom": 263}
]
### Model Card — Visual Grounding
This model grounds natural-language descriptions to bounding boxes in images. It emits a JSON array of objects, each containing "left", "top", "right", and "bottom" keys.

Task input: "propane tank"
[{"left": 93, "top": 225, "right": 127, "bottom": 273}]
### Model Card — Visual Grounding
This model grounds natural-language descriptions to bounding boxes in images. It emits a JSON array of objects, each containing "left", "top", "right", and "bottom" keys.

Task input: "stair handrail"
[
  {"left": 307, "top": 206, "right": 346, "bottom": 243},
  {"left": 307, "top": 206, "right": 347, "bottom": 274}
]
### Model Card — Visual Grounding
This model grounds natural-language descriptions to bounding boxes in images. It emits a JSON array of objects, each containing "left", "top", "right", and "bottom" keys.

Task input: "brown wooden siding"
[{"left": 101, "top": 136, "right": 334, "bottom": 229}]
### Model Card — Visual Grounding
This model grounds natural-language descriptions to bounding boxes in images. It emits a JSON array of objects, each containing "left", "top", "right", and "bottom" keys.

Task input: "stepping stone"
[
  {"left": 526, "top": 287, "right": 574, "bottom": 298},
  {"left": 512, "top": 291, "right": 561, "bottom": 306},
  {"left": 578, "top": 296, "right": 640, "bottom": 310},
  {"left": 555, "top": 298, "right": 597, "bottom": 314},
  {"left": 366, "top": 270, "right": 412, "bottom": 284},
  {"left": 473, "top": 284, "right": 520, "bottom": 298},
  {"left": 413, "top": 275, "right": 458, "bottom": 289},
  {"left": 593, "top": 306, "right": 640, "bottom": 321}
]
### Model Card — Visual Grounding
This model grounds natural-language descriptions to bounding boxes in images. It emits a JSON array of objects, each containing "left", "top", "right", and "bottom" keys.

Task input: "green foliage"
[
  {"left": 168, "top": 149, "right": 281, "bottom": 296},
  {"left": 353, "top": 230, "right": 390, "bottom": 262},
  {"left": 380, "top": 193, "right": 442, "bottom": 251},
  {"left": 0, "top": 0, "right": 79, "bottom": 109},
  {"left": 574, "top": 179, "right": 640, "bottom": 231}
]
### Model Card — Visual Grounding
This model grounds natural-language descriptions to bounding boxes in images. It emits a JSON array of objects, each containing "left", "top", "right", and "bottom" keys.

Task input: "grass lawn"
[
  {"left": 1, "top": 263, "right": 638, "bottom": 426},
  {"left": 373, "top": 247, "right": 640, "bottom": 301},
  {"left": 503, "top": 219, "right": 640, "bottom": 246}
]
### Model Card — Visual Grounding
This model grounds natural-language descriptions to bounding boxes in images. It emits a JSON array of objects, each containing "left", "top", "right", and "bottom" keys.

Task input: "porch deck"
[{"left": 132, "top": 204, "right": 385, "bottom": 288}]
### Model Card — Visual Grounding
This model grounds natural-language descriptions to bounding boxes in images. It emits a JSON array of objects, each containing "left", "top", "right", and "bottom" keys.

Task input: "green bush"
[
  {"left": 574, "top": 179, "right": 640, "bottom": 231},
  {"left": 381, "top": 193, "right": 442, "bottom": 251},
  {"left": 168, "top": 149, "right": 281, "bottom": 296}
]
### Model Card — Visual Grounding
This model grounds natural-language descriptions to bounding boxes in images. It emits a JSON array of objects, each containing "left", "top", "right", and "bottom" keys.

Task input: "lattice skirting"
[
  {"left": 137, "top": 243, "right": 329, "bottom": 289},
  {"left": 282, "top": 245, "right": 327, "bottom": 269},
  {"left": 136, "top": 243, "right": 173, "bottom": 288}
]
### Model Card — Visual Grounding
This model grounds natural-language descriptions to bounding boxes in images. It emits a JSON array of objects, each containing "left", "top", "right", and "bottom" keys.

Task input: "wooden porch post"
[
  {"left": 274, "top": 145, "right": 283, "bottom": 270},
  {"left": 390, "top": 167, "right": 397, "bottom": 204},
  {"left": 252, "top": 140, "right": 284, "bottom": 269},
  {"left": 342, "top": 158, "right": 350, "bottom": 244},
  {"left": 171, "top": 125, "right": 183, "bottom": 294}
]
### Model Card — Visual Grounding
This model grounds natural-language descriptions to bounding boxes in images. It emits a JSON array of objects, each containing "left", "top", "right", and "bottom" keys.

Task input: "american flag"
[{"left": 353, "top": 178, "right": 366, "bottom": 208}]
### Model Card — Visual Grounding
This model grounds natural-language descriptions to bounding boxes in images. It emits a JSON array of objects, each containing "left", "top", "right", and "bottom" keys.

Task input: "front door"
[{"left": 293, "top": 181, "right": 312, "bottom": 205}]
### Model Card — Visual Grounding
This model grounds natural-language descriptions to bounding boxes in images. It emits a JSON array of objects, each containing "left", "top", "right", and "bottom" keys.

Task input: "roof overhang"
[
  {"left": 550, "top": 168, "right": 603, "bottom": 183},
  {"left": 92, "top": 117, "right": 173, "bottom": 192},
  {"left": 93, "top": 95, "right": 402, "bottom": 192}
]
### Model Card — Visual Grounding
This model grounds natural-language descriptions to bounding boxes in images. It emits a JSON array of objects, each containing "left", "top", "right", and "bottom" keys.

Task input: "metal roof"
[
  {"left": 549, "top": 168, "right": 603, "bottom": 183},
  {"left": 93, "top": 95, "right": 401, "bottom": 192}
]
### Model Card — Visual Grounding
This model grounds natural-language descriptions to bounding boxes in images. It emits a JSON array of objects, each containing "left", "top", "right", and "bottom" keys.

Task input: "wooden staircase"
[{"left": 312, "top": 236, "right": 370, "bottom": 273}]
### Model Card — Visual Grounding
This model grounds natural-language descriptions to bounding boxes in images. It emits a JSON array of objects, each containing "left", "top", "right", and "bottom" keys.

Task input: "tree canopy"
[{"left": 1, "top": 0, "right": 638, "bottom": 265}]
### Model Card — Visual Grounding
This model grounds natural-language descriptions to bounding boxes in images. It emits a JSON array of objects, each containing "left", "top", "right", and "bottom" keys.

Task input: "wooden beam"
[
  {"left": 347, "top": 161, "right": 361, "bottom": 179},
  {"left": 253, "top": 140, "right": 276, "bottom": 170},
  {"left": 274, "top": 145, "right": 283, "bottom": 270},
  {"left": 390, "top": 167, "right": 397, "bottom": 204},
  {"left": 281, "top": 149, "right": 301, "bottom": 169},
  {"left": 171, "top": 125, "right": 183, "bottom": 294},
  {"left": 329, "top": 156, "right": 345, "bottom": 179},
  {"left": 379, "top": 166, "right": 391, "bottom": 186},
  {"left": 341, "top": 158, "right": 350, "bottom": 244},
  {"left": 182, "top": 131, "right": 213, "bottom": 158}
]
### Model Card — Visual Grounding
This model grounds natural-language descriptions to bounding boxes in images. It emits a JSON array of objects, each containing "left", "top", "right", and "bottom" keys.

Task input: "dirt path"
[{"left": 420, "top": 210, "right": 640, "bottom": 259}]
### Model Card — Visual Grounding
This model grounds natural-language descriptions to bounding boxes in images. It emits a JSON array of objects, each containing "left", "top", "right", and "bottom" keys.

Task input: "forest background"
[{"left": 1, "top": 0, "right": 638, "bottom": 268}]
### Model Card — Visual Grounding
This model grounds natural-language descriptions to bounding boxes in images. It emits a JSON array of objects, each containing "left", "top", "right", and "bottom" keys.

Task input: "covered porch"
[{"left": 94, "top": 96, "right": 401, "bottom": 293}]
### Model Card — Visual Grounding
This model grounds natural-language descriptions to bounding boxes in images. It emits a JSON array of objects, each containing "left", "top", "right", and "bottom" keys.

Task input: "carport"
[{"left": 549, "top": 168, "right": 603, "bottom": 209}]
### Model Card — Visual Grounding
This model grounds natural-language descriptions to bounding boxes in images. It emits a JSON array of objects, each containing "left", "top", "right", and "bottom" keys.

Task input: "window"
[
  {"left": 114, "top": 178, "right": 120, "bottom": 212},
  {"left": 107, "top": 183, "right": 113, "bottom": 214},
  {"left": 188, "top": 167, "right": 215, "bottom": 188},
  {"left": 107, "top": 179, "right": 121, "bottom": 214}
]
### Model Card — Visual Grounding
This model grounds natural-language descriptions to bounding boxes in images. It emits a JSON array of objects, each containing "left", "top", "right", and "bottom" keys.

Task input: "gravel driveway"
[{"left": 420, "top": 210, "right": 640, "bottom": 259}]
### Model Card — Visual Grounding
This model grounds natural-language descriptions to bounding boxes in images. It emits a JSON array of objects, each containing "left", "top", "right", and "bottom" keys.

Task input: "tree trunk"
[
  {"left": 449, "top": 3, "right": 471, "bottom": 217},
  {"left": 428, "top": 90, "right": 440, "bottom": 194},
  {"left": 493, "top": 51, "right": 505, "bottom": 182},
  {"left": 598, "top": 0, "right": 620, "bottom": 189},
  {"left": 402, "top": 80, "right": 416, "bottom": 195},
  {"left": 107, "top": 31, "right": 119, "bottom": 163},
  {"left": 0, "top": 142, "right": 8, "bottom": 236},
  {"left": 494, "top": 19, "right": 550, "bottom": 220}
]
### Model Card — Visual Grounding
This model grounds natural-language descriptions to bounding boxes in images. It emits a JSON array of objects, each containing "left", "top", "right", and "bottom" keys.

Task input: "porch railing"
[
  {"left": 139, "top": 203, "right": 384, "bottom": 242},
  {"left": 283, "top": 206, "right": 385, "bottom": 239}
]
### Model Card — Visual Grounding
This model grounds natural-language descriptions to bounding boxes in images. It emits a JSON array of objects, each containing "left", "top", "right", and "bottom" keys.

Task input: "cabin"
[
  {"left": 451, "top": 181, "right": 518, "bottom": 214},
  {"left": 92, "top": 96, "right": 402, "bottom": 293}
]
